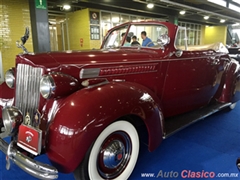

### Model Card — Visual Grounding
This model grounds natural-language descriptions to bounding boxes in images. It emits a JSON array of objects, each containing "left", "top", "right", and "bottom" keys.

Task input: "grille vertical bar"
[{"left": 15, "top": 64, "right": 43, "bottom": 123}]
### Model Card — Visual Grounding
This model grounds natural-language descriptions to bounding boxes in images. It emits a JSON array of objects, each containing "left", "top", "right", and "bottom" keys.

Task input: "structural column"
[
  {"left": 29, "top": 0, "right": 50, "bottom": 53},
  {"left": 169, "top": 16, "right": 178, "bottom": 25}
]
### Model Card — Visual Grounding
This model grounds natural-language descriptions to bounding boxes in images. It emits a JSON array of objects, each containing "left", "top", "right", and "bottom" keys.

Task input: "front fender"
[
  {"left": 215, "top": 59, "right": 240, "bottom": 103},
  {"left": 46, "top": 81, "right": 163, "bottom": 173}
]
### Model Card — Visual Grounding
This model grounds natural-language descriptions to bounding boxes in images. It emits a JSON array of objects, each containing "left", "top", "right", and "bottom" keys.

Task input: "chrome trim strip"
[
  {"left": 0, "top": 139, "right": 58, "bottom": 179},
  {"left": 86, "top": 79, "right": 109, "bottom": 89},
  {"left": 80, "top": 68, "right": 100, "bottom": 79}
]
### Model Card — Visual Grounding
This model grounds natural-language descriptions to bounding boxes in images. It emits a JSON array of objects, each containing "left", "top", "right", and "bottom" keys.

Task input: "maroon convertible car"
[{"left": 0, "top": 21, "right": 239, "bottom": 180}]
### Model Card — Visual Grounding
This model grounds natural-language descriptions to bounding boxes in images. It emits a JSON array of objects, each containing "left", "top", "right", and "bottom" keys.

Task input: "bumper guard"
[{"left": 0, "top": 138, "right": 58, "bottom": 179}]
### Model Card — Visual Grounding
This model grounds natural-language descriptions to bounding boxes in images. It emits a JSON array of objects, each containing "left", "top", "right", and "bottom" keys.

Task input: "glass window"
[
  {"left": 178, "top": 22, "right": 202, "bottom": 45},
  {"left": 138, "top": 17, "right": 145, "bottom": 22},
  {"left": 175, "top": 27, "right": 188, "bottom": 50},
  {"left": 121, "top": 14, "right": 129, "bottom": 23},
  {"left": 101, "top": 12, "right": 111, "bottom": 22},
  {"left": 101, "top": 22, "right": 111, "bottom": 39},
  {"left": 130, "top": 16, "right": 137, "bottom": 22},
  {"left": 112, "top": 13, "right": 120, "bottom": 24},
  {"left": 145, "top": 18, "right": 153, "bottom": 21}
]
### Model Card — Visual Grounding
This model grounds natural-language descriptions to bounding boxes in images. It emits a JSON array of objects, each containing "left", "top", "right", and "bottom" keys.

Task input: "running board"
[{"left": 164, "top": 102, "right": 231, "bottom": 139}]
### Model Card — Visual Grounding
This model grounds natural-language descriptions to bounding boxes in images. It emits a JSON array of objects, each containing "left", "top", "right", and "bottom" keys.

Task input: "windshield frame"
[{"left": 102, "top": 23, "right": 131, "bottom": 49}]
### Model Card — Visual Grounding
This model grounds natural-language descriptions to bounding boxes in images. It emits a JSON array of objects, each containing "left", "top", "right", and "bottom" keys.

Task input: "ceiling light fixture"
[
  {"left": 229, "top": 3, "right": 240, "bottom": 12},
  {"left": 207, "top": 0, "right": 226, "bottom": 7},
  {"left": 159, "top": 0, "right": 239, "bottom": 25},
  {"left": 63, "top": 4, "right": 71, "bottom": 10},
  {"left": 232, "top": 23, "right": 240, "bottom": 26},
  {"left": 147, "top": 3, "right": 154, "bottom": 9},
  {"left": 179, "top": 10, "right": 186, "bottom": 15},
  {"left": 220, "top": 19, "right": 226, "bottom": 23},
  {"left": 204, "top": 16, "right": 209, "bottom": 20},
  {"left": 232, "top": 0, "right": 240, "bottom": 5}
]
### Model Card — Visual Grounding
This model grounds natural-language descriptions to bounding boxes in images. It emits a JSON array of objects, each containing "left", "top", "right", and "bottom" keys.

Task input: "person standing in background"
[
  {"left": 123, "top": 36, "right": 131, "bottom": 47},
  {"left": 131, "top": 36, "right": 140, "bottom": 46},
  {"left": 141, "top": 31, "right": 154, "bottom": 47}
]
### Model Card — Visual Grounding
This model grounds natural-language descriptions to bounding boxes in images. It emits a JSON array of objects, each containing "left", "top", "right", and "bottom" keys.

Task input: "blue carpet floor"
[{"left": 0, "top": 103, "right": 240, "bottom": 180}]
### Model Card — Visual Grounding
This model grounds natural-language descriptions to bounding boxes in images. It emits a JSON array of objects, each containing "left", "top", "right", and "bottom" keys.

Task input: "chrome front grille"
[{"left": 15, "top": 64, "right": 43, "bottom": 121}]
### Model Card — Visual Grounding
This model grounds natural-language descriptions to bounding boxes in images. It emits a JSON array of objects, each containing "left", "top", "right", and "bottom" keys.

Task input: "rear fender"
[
  {"left": 215, "top": 59, "right": 240, "bottom": 103},
  {"left": 46, "top": 81, "right": 163, "bottom": 173}
]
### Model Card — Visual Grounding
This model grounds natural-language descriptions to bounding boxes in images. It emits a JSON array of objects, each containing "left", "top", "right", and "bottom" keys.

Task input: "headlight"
[
  {"left": 2, "top": 106, "right": 23, "bottom": 135},
  {"left": 5, "top": 69, "right": 15, "bottom": 88},
  {"left": 40, "top": 73, "right": 79, "bottom": 99},
  {"left": 40, "top": 75, "right": 55, "bottom": 99}
]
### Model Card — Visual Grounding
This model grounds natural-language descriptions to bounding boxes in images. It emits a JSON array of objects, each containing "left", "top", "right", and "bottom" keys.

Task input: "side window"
[{"left": 175, "top": 27, "right": 188, "bottom": 50}]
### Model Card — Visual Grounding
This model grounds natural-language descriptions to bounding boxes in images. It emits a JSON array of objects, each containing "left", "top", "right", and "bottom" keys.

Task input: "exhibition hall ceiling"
[{"left": 47, "top": 0, "right": 240, "bottom": 25}]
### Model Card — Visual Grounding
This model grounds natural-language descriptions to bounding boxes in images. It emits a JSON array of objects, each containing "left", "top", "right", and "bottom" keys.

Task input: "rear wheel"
[{"left": 74, "top": 120, "right": 140, "bottom": 180}]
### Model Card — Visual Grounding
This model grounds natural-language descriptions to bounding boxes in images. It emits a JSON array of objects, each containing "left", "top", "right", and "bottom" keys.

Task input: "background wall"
[
  {"left": 67, "top": 8, "right": 101, "bottom": 50},
  {"left": 200, "top": 25, "right": 206, "bottom": 45},
  {"left": 0, "top": 0, "right": 33, "bottom": 73},
  {"left": 204, "top": 25, "right": 227, "bottom": 45}
]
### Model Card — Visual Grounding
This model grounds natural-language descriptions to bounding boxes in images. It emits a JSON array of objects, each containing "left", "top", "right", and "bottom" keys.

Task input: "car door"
[{"left": 161, "top": 27, "right": 222, "bottom": 118}]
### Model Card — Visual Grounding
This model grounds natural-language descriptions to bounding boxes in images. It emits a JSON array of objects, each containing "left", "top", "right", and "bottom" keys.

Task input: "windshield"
[
  {"left": 103, "top": 24, "right": 168, "bottom": 49},
  {"left": 103, "top": 26, "right": 129, "bottom": 48}
]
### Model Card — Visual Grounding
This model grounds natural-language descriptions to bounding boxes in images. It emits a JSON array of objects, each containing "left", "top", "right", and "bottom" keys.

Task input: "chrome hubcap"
[
  {"left": 103, "top": 140, "right": 125, "bottom": 169},
  {"left": 98, "top": 131, "right": 132, "bottom": 179}
]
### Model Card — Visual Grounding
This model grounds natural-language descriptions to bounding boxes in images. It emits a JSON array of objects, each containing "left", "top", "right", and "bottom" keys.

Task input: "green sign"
[
  {"left": 35, "top": 0, "right": 47, "bottom": 10},
  {"left": 174, "top": 18, "right": 178, "bottom": 25}
]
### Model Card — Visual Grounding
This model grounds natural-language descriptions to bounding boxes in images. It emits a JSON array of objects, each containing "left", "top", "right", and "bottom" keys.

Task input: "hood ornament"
[{"left": 16, "top": 27, "right": 29, "bottom": 54}]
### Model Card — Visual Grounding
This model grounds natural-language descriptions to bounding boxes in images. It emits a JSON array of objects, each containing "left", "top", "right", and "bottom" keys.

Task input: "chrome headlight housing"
[
  {"left": 40, "top": 75, "right": 55, "bottom": 99},
  {"left": 5, "top": 68, "right": 15, "bottom": 88},
  {"left": 2, "top": 106, "right": 23, "bottom": 135}
]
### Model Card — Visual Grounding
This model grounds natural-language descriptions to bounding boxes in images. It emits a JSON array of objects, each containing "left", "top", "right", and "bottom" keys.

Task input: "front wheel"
[
  {"left": 74, "top": 120, "right": 140, "bottom": 180},
  {"left": 229, "top": 102, "right": 237, "bottom": 110}
]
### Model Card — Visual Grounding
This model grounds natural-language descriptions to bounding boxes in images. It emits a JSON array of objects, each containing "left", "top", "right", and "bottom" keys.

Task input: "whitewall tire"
[{"left": 74, "top": 120, "right": 140, "bottom": 180}]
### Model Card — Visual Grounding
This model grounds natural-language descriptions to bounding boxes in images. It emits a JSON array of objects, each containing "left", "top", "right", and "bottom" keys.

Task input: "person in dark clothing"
[{"left": 131, "top": 36, "right": 140, "bottom": 46}]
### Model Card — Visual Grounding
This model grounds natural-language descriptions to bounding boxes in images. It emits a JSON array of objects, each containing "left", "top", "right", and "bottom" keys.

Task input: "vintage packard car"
[{"left": 0, "top": 21, "right": 239, "bottom": 180}]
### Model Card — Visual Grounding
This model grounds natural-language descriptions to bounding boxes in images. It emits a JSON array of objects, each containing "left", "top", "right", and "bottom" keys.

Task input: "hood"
[
  {"left": 20, "top": 48, "right": 159, "bottom": 68},
  {"left": 17, "top": 53, "right": 60, "bottom": 68}
]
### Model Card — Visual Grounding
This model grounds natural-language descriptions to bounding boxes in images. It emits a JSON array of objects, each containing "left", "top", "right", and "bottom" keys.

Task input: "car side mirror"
[{"left": 157, "top": 34, "right": 170, "bottom": 47}]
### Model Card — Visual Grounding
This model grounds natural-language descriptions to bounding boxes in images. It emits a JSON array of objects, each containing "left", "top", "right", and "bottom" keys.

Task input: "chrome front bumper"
[{"left": 0, "top": 138, "right": 58, "bottom": 179}]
